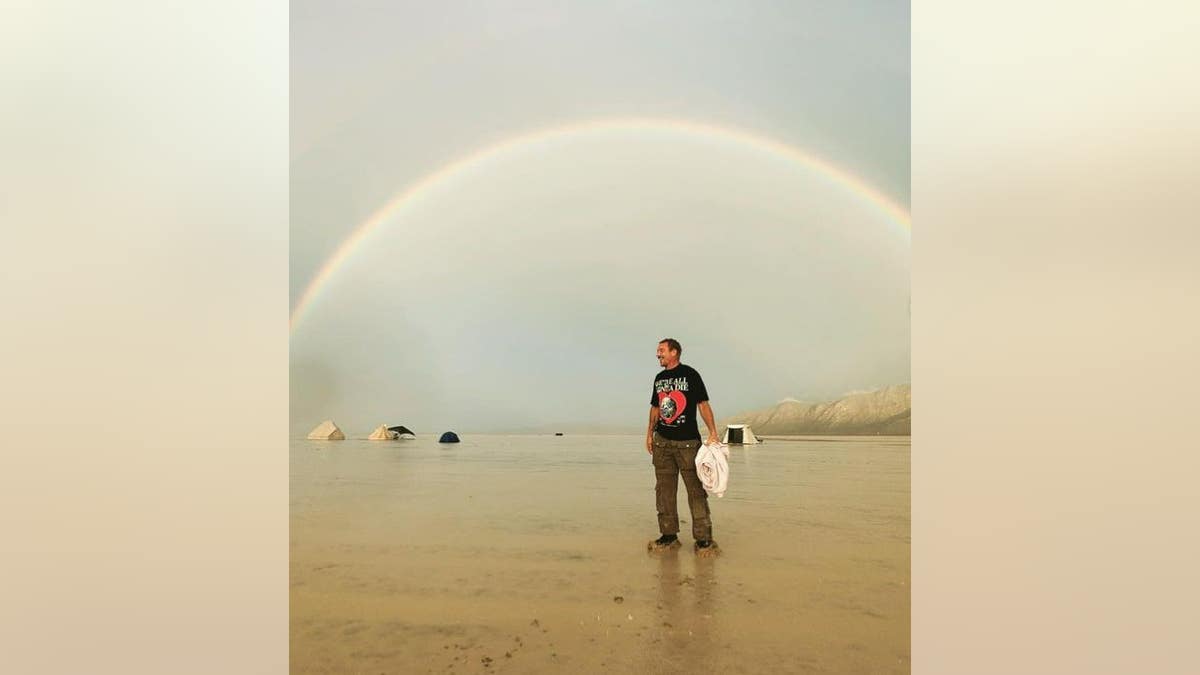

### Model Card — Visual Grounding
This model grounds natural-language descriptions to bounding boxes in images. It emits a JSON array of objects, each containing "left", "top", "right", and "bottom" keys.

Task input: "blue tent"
[{"left": 438, "top": 431, "right": 460, "bottom": 443}]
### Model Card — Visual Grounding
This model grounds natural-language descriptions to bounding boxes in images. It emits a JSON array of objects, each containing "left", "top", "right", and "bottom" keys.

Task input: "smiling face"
[{"left": 656, "top": 341, "right": 680, "bottom": 369}]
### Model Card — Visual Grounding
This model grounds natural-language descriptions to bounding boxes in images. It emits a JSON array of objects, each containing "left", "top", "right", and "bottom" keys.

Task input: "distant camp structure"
[
  {"left": 722, "top": 424, "right": 760, "bottom": 445},
  {"left": 388, "top": 425, "right": 416, "bottom": 439},
  {"left": 438, "top": 431, "right": 460, "bottom": 443},
  {"left": 368, "top": 425, "right": 399, "bottom": 440},
  {"left": 307, "top": 420, "right": 345, "bottom": 440}
]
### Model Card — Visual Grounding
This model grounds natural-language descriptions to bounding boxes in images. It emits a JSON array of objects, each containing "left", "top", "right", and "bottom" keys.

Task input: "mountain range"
[{"left": 721, "top": 384, "right": 910, "bottom": 435}]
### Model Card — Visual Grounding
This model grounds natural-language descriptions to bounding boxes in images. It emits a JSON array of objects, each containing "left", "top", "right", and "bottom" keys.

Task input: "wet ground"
[{"left": 291, "top": 434, "right": 909, "bottom": 674}]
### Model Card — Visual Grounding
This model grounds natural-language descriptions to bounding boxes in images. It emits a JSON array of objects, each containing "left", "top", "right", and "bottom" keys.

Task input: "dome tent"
[{"left": 438, "top": 431, "right": 460, "bottom": 443}]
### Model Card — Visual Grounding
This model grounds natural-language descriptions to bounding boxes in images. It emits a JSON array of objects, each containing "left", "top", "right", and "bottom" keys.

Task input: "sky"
[{"left": 290, "top": 1, "right": 910, "bottom": 434}]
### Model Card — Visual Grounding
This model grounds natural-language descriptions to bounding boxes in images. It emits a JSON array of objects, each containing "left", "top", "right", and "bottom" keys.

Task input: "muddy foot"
[{"left": 647, "top": 538, "right": 682, "bottom": 553}]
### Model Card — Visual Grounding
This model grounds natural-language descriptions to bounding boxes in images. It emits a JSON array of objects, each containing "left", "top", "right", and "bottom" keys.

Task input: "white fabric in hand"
[{"left": 695, "top": 442, "right": 730, "bottom": 497}]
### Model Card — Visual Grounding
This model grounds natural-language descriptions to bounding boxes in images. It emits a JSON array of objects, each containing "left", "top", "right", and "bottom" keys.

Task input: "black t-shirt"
[{"left": 650, "top": 364, "right": 709, "bottom": 441}]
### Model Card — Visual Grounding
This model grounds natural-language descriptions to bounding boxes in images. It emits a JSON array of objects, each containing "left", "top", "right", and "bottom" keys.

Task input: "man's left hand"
[{"left": 706, "top": 432, "right": 720, "bottom": 447}]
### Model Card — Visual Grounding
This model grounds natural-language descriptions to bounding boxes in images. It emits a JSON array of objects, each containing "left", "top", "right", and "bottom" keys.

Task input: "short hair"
[{"left": 658, "top": 338, "right": 682, "bottom": 355}]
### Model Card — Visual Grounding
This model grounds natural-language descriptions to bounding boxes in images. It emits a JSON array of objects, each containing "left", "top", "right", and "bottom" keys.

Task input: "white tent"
[
  {"left": 307, "top": 420, "right": 345, "bottom": 440},
  {"left": 722, "top": 424, "right": 760, "bottom": 444},
  {"left": 368, "top": 424, "right": 399, "bottom": 440}
]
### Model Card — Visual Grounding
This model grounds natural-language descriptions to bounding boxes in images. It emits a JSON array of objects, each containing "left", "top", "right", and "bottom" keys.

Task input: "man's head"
[{"left": 656, "top": 338, "right": 682, "bottom": 368}]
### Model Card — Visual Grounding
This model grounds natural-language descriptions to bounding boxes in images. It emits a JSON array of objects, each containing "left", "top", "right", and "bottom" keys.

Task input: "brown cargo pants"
[{"left": 651, "top": 432, "right": 712, "bottom": 541}]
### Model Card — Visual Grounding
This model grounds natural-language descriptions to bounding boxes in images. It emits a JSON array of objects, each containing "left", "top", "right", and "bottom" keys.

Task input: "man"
[{"left": 646, "top": 338, "right": 721, "bottom": 556}]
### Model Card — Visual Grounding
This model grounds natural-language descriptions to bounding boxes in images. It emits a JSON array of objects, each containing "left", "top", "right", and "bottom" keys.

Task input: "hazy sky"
[{"left": 290, "top": 1, "right": 910, "bottom": 433}]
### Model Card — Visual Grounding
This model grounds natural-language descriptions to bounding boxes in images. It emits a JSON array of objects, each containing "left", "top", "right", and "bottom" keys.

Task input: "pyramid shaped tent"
[
  {"left": 368, "top": 424, "right": 399, "bottom": 440},
  {"left": 307, "top": 420, "right": 345, "bottom": 440}
]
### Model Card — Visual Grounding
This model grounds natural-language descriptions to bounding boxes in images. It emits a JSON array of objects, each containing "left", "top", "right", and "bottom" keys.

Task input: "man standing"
[{"left": 646, "top": 338, "right": 721, "bottom": 556}]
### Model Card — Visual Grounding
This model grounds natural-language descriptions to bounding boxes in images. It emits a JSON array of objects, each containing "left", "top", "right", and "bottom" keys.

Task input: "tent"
[
  {"left": 307, "top": 420, "right": 345, "bottom": 440},
  {"left": 388, "top": 425, "right": 416, "bottom": 438},
  {"left": 368, "top": 424, "right": 399, "bottom": 440},
  {"left": 722, "top": 424, "right": 760, "bottom": 444},
  {"left": 438, "top": 431, "right": 460, "bottom": 443}
]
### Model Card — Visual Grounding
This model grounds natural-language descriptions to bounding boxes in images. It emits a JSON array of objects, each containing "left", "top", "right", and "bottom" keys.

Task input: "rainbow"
[{"left": 290, "top": 117, "right": 910, "bottom": 331}]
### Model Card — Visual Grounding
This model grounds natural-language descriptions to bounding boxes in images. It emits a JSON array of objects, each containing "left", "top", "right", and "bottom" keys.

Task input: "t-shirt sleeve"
[
  {"left": 692, "top": 369, "right": 709, "bottom": 403},
  {"left": 650, "top": 382, "right": 658, "bottom": 407}
]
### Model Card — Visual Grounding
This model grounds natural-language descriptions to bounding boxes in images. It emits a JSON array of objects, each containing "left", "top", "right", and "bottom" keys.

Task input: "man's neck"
[{"left": 663, "top": 360, "right": 681, "bottom": 370}]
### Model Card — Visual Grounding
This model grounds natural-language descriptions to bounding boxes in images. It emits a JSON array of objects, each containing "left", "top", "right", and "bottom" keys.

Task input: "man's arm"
[
  {"left": 646, "top": 406, "right": 658, "bottom": 454},
  {"left": 698, "top": 401, "right": 720, "bottom": 446}
]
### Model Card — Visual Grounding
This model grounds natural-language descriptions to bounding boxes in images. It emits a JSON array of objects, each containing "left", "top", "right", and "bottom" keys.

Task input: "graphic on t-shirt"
[{"left": 658, "top": 390, "right": 687, "bottom": 425}]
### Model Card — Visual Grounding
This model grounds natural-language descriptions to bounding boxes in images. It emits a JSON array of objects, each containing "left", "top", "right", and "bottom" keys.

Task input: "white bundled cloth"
[{"left": 695, "top": 441, "right": 730, "bottom": 497}]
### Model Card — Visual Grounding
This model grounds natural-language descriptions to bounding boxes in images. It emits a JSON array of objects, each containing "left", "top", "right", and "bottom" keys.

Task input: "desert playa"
[{"left": 291, "top": 434, "right": 909, "bottom": 674}]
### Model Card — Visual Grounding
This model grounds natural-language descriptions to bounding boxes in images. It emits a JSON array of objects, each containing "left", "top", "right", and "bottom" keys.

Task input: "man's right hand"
[{"left": 646, "top": 435, "right": 654, "bottom": 454}]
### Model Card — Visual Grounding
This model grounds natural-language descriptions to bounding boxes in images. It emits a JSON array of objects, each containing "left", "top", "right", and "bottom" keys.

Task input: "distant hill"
[{"left": 722, "top": 385, "right": 910, "bottom": 435}]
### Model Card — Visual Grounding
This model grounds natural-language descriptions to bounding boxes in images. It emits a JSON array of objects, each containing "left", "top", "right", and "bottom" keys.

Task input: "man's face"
[{"left": 656, "top": 342, "right": 678, "bottom": 367}]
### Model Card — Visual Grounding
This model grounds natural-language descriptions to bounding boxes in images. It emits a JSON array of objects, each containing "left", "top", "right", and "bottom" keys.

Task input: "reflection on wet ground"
[{"left": 291, "top": 434, "right": 909, "bottom": 673}]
